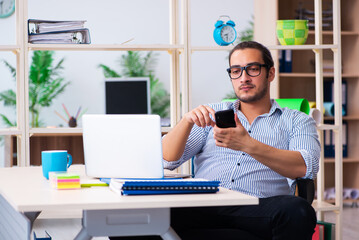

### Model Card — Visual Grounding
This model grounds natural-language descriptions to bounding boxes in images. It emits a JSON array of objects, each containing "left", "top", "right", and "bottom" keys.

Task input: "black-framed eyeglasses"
[{"left": 226, "top": 63, "right": 269, "bottom": 80}]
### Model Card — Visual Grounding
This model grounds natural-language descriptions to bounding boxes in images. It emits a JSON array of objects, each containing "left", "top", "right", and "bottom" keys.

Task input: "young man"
[{"left": 162, "top": 41, "right": 320, "bottom": 240}]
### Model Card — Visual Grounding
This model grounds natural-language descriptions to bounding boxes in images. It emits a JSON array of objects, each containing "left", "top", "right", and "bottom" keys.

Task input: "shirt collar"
[{"left": 232, "top": 99, "right": 283, "bottom": 117}]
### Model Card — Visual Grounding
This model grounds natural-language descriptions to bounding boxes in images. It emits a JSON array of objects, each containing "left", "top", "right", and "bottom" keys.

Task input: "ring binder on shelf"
[
  {"left": 28, "top": 28, "right": 91, "bottom": 44},
  {"left": 28, "top": 19, "right": 91, "bottom": 44},
  {"left": 28, "top": 19, "right": 86, "bottom": 34}
]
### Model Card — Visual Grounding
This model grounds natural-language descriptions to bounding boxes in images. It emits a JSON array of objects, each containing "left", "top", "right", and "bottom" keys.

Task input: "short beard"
[{"left": 236, "top": 80, "right": 268, "bottom": 103}]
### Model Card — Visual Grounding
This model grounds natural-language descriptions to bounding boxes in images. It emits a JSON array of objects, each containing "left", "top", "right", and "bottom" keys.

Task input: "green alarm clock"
[
  {"left": 0, "top": 0, "right": 15, "bottom": 18},
  {"left": 213, "top": 15, "right": 237, "bottom": 46}
]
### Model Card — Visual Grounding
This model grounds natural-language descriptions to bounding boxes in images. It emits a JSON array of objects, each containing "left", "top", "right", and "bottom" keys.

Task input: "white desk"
[{"left": 0, "top": 165, "right": 258, "bottom": 240}]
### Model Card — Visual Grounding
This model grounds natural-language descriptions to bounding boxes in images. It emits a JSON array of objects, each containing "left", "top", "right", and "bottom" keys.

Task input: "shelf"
[
  {"left": 161, "top": 127, "right": 172, "bottom": 135},
  {"left": 312, "top": 200, "right": 340, "bottom": 212},
  {"left": 279, "top": 73, "right": 359, "bottom": 78},
  {"left": 29, "top": 127, "right": 83, "bottom": 136},
  {"left": 28, "top": 44, "right": 183, "bottom": 51},
  {"left": 316, "top": 124, "right": 340, "bottom": 131},
  {"left": 308, "top": 30, "right": 359, "bottom": 36},
  {"left": 325, "top": 199, "right": 359, "bottom": 204},
  {"left": 325, "top": 115, "right": 359, "bottom": 121},
  {"left": 0, "top": 45, "right": 20, "bottom": 52},
  {"left": 190, "top": 46, "right": 234, "bottom": 52},
  {"left": 325, "top": 158, "right": 359, "bottom": 163},
  {"left": 267, "top": 44, "right": 338, "bottom": 50},
  {"left": 28, "top": 127, "right": 173, "bottom": 136},
  {"left": 0, "top": 128, "right": 22, "bottom": 136},
  {"left": 191, "top": 44, "right": 339, "bottom": 52}
]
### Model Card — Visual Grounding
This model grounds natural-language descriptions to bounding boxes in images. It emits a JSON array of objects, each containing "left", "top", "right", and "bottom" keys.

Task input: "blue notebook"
[{"left": 109, "top": 179, "right": 220, "bottom": 196}]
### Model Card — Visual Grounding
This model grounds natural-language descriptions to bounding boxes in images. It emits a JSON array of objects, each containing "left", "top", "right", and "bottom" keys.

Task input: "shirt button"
[
  {"left": 231, "top": 179, "right": 235, "bottom": 182},
  {"left": 242, "top": 153, "right": 245, "bottom": 155},
  {"left": 248, "top": 130, "right": 252, "bottom": 133},
  {"left": 237, "top": 163, "right": 240, "bottom": 166}
]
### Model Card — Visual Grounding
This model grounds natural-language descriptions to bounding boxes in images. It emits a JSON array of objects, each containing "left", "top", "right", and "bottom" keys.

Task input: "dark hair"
[{"left": 228, "top": 41, "right": 274, "bottom": 70}]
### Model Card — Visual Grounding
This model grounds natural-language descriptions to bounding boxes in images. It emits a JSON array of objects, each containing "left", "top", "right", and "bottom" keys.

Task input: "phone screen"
[{"left": 215, "top": 109, "right": 236, "bottom": 128}]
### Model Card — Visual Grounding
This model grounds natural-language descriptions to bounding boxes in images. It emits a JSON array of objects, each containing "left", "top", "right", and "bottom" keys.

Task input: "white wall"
[{"left": 0, "top": 0, "right": 253, "bottom": 128}]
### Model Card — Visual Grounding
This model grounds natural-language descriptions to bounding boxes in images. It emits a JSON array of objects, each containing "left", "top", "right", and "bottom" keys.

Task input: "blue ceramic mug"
[{"left": 41, "top": 150, "right": 72, "bottom": 179}]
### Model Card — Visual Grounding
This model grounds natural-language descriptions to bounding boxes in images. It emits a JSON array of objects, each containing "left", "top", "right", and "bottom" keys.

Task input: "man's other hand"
[{"left": 184, "top": 105, "right": 216, "bottom": 128}]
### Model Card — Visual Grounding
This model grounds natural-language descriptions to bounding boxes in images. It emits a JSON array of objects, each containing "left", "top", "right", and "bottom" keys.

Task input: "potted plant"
[
  {"left": 98, "top": 51, "right": 170, "bottom": 118},
  {"left": 0, "top": 51, "right": 69, "bottom": 127}
]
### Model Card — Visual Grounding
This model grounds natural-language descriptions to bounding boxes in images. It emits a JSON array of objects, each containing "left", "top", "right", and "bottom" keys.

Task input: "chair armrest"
[{"left": 296, "top": 178, "right": 315, "bottom": 204}]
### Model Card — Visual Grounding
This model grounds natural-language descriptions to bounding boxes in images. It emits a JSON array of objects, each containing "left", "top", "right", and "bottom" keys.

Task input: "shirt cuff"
[
  {"left": 163, "top": 159, "right": 182, "bottom": 170},
  {"left": 299, "top": 149, "right": 319, "bottom": 179}
]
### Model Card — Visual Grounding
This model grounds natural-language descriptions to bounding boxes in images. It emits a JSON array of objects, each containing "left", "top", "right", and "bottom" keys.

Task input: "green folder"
[
  {"left": 317, "top": 221, "right": 335, "bottom": 240},
  {"left": 274, "top": 98, "right": 310, "bottom": 114},
  {"left": 222, "top": 98, "right": 310, "bottom": 115}
]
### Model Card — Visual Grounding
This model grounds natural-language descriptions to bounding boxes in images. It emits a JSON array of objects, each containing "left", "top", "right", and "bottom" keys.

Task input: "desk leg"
[
  {"left": 74, "top": 208, "right": 181, "bottom": 240},
  {"left": 161, "top": 227, "right": 181, "bottom": 240},
  {"left": 74, "top": 227, "right": 92, "bottom": 240},
  {"left": 24, "top": 211, "right": 41, "bottom": 229}
]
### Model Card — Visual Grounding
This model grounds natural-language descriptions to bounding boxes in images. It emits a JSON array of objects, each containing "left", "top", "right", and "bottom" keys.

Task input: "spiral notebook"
[{"left": 110, "top": 178, "right": 220, "bottom": 195}]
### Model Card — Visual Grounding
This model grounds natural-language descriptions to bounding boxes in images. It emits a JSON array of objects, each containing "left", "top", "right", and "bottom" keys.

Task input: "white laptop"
[{"left": 82, "top": 114, "right": 164, "bottom": 179}]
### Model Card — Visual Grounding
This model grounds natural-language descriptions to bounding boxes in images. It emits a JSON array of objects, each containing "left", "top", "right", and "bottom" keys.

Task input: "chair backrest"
[{"left": 296, "top": 178, "right": 315, "bottom": 204}]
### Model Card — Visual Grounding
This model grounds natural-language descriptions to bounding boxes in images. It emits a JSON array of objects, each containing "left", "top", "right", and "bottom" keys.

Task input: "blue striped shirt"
[{"left": 163, "top": 99, "right": 320, "bottom": 198}]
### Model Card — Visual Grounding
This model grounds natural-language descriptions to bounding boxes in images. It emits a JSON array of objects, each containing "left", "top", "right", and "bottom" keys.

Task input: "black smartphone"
[{"left": 215, "top": 109, "right": 236, "bottom": 128}]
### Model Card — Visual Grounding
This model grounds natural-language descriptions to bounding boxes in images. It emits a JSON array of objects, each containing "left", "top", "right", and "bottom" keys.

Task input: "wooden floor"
[{"left": 32, "top": 203, "right": 359, "bottom": 240}]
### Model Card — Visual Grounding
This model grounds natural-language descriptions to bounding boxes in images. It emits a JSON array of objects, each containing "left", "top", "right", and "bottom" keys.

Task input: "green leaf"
[
  {"left": 0, "top": 90, "right": 16, "bottom": 106},
  {"left": 2, "top": 60, "right": 16, "bottom": 79},
  {"left": 97, "top": 64, "right": 121, "bottom": 78},
  {"left": 0, "top": 114, "right": 16, "bottom": 127}
]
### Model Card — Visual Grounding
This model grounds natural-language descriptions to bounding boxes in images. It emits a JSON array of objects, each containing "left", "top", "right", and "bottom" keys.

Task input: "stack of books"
[{"left": 28, "top": 19, "right": 91, "bottom": 44}]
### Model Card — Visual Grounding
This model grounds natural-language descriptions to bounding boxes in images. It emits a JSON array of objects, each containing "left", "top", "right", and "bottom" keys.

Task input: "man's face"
[{"left": 229, "top": 48, "right": 274, "bottom": 103}]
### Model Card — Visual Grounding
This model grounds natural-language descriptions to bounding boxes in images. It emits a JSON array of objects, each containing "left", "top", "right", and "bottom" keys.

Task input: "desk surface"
[{"left": 0, "top": 165, "right": 258, "bottom": 213}]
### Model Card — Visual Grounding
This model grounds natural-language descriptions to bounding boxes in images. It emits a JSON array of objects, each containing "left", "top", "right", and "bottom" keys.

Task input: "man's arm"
[
  {"left": 243, "top": 139, "right": 307, "bottom": 179},
  {"left": 213, "top": 113, "right": 310, "bottom": 179},
  {"left": 162, "top": 105, "right": 215, "bottom": 162}
]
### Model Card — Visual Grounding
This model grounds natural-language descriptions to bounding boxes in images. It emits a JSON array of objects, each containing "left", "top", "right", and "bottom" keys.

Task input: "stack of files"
[
  {"left": 109, "top": 178, "right": 220, "bottom": 196},
  {"left": 28, "top": 19, "right": 91, "bottom": 44}
]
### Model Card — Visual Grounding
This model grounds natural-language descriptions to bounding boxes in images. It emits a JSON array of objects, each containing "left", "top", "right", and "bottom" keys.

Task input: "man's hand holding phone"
[
  {"left": 215, "top": 109, "right": 236, "bottom": 128},
  {"left": 213, "top": 110, "right": 252, "bottom": 151}
]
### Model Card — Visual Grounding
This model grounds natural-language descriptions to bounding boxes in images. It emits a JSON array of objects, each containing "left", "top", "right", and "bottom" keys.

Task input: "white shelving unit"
[
  {"left": 254, "top": 0, "right": 343, "bottom": 239},
  {"left": 2, "top": 0, "right": 343, "bottom": 238}
]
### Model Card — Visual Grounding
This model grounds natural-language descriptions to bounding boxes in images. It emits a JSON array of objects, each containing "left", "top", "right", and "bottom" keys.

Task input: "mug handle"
[{"left": 67, "top": 153, "right": 73, "bottom": 168}]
